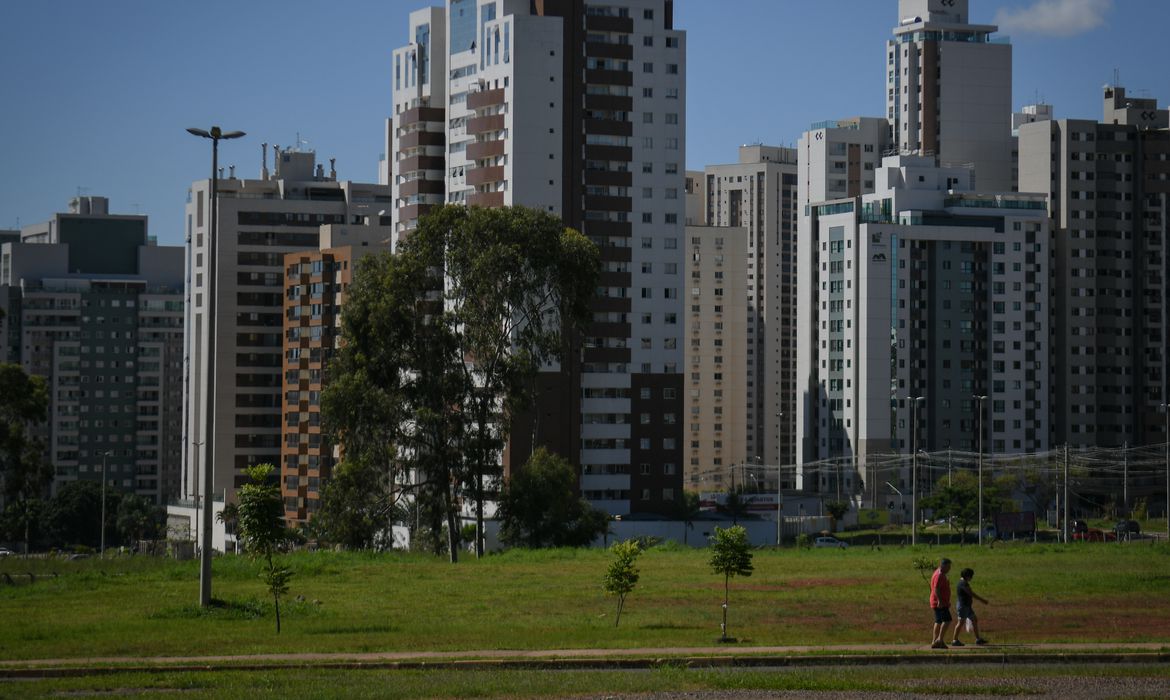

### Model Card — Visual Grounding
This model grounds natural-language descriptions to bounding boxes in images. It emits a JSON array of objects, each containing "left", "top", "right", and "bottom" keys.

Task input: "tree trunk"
[
  {"left": 475, "top": 470, "right": 485, "bottom": 559},
  {"left": 615, "top": 595, "right": 624, "bottom": 627},
  {"left": 445, "top": 481, "right": 459, "bottom": 563},
  {"left": 722, "top": 574, "right": 730, "bottom": 640},
  {"left": 273, "top": 589, "right": 282, "bottom": 634}
]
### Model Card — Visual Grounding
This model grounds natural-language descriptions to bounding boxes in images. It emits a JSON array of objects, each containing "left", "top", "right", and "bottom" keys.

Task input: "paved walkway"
[{"left": 2, "top": 643, "right": 1168, "bottom": 673}]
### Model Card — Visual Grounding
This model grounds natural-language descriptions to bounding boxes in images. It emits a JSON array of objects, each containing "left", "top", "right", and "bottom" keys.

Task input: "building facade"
[
  {"left": 887, "top": 0, "right": 1013, "bottom": 191},
  {"left": 798, "top": 156, "right": 1050, "bottom": 505},
  {"left": 1018, "top": 86, "right": 1170, "bottom": 448},
  {"left": 182, "top": 149, "right": 393, "bottom": 509},
  {"left": 699, "top": 146, "right": 799, "bottom": 476},
  {"left": 0, "top": 197, "right": 184, "bottom": 504},
  {"left": 683, "top": 224, "right": 747, "bottom": 492},
  {"left": 280, "top": 225, "right": 392, "bottom": 524},
  {"left": 388, "top": 0, "right": 687, "bottom": 515}
]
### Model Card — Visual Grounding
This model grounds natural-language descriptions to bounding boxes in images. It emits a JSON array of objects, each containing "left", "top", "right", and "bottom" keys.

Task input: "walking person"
[
  {"left": 951, "top": 567, "right": 990, "bottom": 646},
  {"left": 929, "top": 558, "right": 954, "bottom": 649}
]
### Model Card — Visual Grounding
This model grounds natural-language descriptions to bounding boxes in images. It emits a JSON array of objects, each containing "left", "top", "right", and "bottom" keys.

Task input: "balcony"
[
  {"left": 399, "top": 106, "right": 445, "bottom": 127},
  {"left": 467, "top": 191, "right": 505, "bottom": 208},
  {"left": 398, "top": 154, "right": 445, "bottom": 173},
  {"left": 584, "top": 94, "right": 633, "bottom": 112},
  {"left": 467, "top": 88, "right": 505, "bottom": 110},
  {"left": 585, "top": 69, "right": 633, "bottom": 87},
  {"left": 398, "top": 178, "right": 445, "bottom": 197},
  {"left": 399, "top": 130, "right": 445, "bottom": 149},
  {"left": 584, "top": 41, "right": 633, "bottom": 60},
  {"left": 584, "top": 195, "right": 631, "bottom": 212},
  {"left": 466, "top": 165, "right": 504, "bottom": 186},
  {"left": 584, "top": 118, "right": 632, "bottom": 137},
  {"left": 467, "top": 113, "right": 505, "bottom": 134},
  {"left": 583, "top": 219, "right": 632, "bottom": 237},
  {"left": 584, "top": 169, "right": 632, "bottom": 187},
  {"left": 584, "top": 14, "right": 633, "bottom": 33},
  {"left": 398, "top": 203, "right": 435, "bottom": 222},
  {"left": 583, "top": 144, "right": 631, "bottom": 162},
  {"left": 467, "top": 139, "right": 505, "bottom": 160}
]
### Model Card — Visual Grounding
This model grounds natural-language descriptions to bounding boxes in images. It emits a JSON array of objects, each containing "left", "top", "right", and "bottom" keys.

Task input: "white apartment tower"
[
  {"left": 389, "top": 0, "right": 687, "bottom": 515},
  {"left": 888, "top": 0, "right": 1013, "bottom": 191},
  {"left": 798, "top": 155, "right": 1050, "bottom": 503},
  {"left": 182, "top": 150, "right": 392, "bottom": 505}
]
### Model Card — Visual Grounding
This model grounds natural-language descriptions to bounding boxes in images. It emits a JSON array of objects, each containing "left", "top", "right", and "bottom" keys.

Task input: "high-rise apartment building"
[
  {"left": 388, "top": 0, "right": 686, "bottom": 515},
  {"left": 797, "top": 156, "right": 1050, "bottom": 502},
  {"left": 887, "top": 0, "right": 1013, "bottom": 191},
  {"left": 683, "top": 224, "right": 746, "bottom": 492},
  {"left": 699, "top": 146, "right": 800, "bottom": 474},
  {"left": 280, "top": 225, "right": 392, "bottom": 524},
  {"left": 182, "top": 149, "right": 393, "bottom": 507},
  {"left": 1018, "top": 86, "right": 1170, "bottom": 448},
  {"left": 0, "top": 197, "right": 184, "bottom": 504}
]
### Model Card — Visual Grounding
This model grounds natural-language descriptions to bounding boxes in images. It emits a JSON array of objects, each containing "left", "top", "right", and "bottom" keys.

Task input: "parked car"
[
  {"left": 0, "top": 547, "right": 13, "bottom": 557},
  {"left": 1071, "top": 519, "right": 1089, "bottom": 535},
  {"left": 814, "top": 536, "right": 849, "bottom": 549},
  {"left": 1115, "top": 520, "right": 1141, "bottom": 536}
]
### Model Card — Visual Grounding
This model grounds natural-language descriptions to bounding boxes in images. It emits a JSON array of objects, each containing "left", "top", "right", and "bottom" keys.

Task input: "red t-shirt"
[{"left": 930, "top": 569, "right": 951, "bottom": 609}]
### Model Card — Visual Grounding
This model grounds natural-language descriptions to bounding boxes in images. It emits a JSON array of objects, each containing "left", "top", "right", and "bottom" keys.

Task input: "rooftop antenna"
[
  {"left": 1113, "top": 67, "right": 1121, "bottom": 87},
  {"left": 261, "top": 142, "right": 269, "bottom": 180},
  {"left": 132, "top": 203, "right": 140, "bottom": 214}
]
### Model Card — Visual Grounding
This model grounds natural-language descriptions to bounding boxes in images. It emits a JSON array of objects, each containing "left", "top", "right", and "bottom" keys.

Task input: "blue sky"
[{"left": 1, "top": 0, "right": 1166, "bottom": 247}]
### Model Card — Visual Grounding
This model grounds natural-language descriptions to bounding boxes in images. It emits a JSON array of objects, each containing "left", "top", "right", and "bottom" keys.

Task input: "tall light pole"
[
  {"left": 908, "top": 396, "right": 925, "bottom": 545},
  {"left": 187, "top": 126, "right": 245, "bottom": 607},
  {"left": 973, "top": 394, "right": 988, "bottom": 545},
  {"left": 99, "top": 450, "right": 113, "bottom": 558},
  {"left": 776, "top": 413, "right": 784, "bottom": 546},
  {"left": 1162, "top": 403, "right": 1169, "bottom": 542}
]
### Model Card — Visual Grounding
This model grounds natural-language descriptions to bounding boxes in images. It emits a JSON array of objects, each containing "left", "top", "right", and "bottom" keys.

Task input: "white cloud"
[{"left": 994, "top": 0, "right": 1113, "bottom": 37}]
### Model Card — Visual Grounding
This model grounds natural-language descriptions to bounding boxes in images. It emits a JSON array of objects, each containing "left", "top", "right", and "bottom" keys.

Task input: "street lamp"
[
  {"left": 973, "top": 394, "right": 988, "bottom": 545},
  {"left": 907, "top": 396, "right": 924, "bottom": 545},
  {"left": 99, "top": 450, "right": 113, "bottom": 558},
  {"left": 187, "top": 125, "right": 245, "bottom": 608},
  {"left": 1162, "top": 403, "right": 1169, "bottom": 542},
  {"left": 885, "top": 482, "right": 904, "bottom": 516}
]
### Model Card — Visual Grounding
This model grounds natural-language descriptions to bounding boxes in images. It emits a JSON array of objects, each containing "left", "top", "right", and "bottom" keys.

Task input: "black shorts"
[{"left": 933, "top": 607, "right": 953, "bottom": 624}]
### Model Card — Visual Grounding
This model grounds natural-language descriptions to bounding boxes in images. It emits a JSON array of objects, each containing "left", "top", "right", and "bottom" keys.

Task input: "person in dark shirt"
[
  {"left": 929, "top": 558, "right": 953, "bottom": 649},
  {"left": 951, "top": 567, "right": 989, "bottom": 646}
]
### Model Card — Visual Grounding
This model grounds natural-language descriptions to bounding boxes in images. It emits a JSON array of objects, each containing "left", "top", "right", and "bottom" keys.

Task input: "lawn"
[{"left": 2, "top": 541, "right": 1169, "bottom": 661}]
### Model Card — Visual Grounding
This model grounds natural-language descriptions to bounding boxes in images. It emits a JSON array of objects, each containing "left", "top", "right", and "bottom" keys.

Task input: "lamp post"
[
  {"left": 973, "top": 394, "right": 988, "bottom": 545},
  {"left": 886, "top": 482, "right": 904, "bottom": 516},
  {"left": 776, "top": 412, "right": 784, "bottom": 546},
  {"left": 1162, "top": 403, "right": 1169, "bottom": 541},
  {"left": 907, "top": 396, "right": 924, "bottom": 545},
  {"left": 99, "top": 450, "right": 113, "bottom": 558},
  {"left": 187, "top": 126, "right": 245, "bottom": 608}
]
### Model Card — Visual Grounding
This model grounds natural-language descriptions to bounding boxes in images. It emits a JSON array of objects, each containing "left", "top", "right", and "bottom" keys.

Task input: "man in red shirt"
[{"left": 929, "top": 558, "right": 954, "bottom": 649}]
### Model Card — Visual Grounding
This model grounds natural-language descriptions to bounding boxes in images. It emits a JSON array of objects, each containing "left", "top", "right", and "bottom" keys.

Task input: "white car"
[
  {"left": 0, "top": 547, "right": 13, "bottom": 557},
  {"left": 814, "top": 536, "right": 849, "bottom": 549}
]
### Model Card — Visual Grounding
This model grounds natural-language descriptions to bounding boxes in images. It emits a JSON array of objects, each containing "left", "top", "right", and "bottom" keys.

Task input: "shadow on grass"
[{"left": 148, "top": 597, "right": 324, "bottom": 622}]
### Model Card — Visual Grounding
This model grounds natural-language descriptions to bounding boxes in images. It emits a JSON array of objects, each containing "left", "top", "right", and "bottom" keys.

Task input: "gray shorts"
[{"left": 957, "top": 606, "right": 976, "bottom": 621}]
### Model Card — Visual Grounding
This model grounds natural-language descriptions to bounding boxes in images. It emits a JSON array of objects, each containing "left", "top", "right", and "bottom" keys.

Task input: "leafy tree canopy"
[{"left": 497, "top": 448, "right": 610, "bottom": 549}]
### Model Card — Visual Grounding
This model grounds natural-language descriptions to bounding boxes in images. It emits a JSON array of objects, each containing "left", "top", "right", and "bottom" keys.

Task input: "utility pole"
[
  {"left": 1122, "top": 441, "right": 1128, "bottom": 516},
  {"left": 973, "top": 395, "right": 987, "bottom": 545},
  {"left": 1063, "top": 444, "right": 1070, "bottom": 544}
]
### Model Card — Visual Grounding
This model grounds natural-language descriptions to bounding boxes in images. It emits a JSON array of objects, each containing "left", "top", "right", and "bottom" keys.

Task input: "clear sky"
[{"left": 1, "top": 0, "right": 1166, "bottom": 247}]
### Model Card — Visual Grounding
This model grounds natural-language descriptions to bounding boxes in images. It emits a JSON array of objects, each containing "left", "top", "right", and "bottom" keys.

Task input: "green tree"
[
  {"left": 708, "top": 525, "right": 754, "bottom": 642},
  {"left": 44, "top": 480, "right": 118, "bottom": 549},
  {"left": 235, "top": 464, "right": 293, "bottom": 633},
  {"left": 311, "top": 460, "right": 406, "bottom": 550},
  {"left": 497, "top": 448, "right": 610, "bottom": 548},
  {"left": 603, "top": 539, "right": 643, "bottom": 627},
  {"left": 322, "top": 205, "right": 599, "bottom": 561},
  {"left": 718, "top": 487, "right": 749, "bottom": 524},
  {"left": 921, "top": 471, "right": 1010, "bottom": 543},
  {"left": 397, "top": 205, "right": 598, "bottom": 558},
  {"left": 824, "top": 499, "right": 850, "bottom": 532},
  {"left": 116, "top": 494, "right": 163, "bottom": 546},
  {"left": 670, "top": 491, "right": 703, "bottom": 546},
  {"left": 0, "top": 363, "right": 51, "bottom": 553}
]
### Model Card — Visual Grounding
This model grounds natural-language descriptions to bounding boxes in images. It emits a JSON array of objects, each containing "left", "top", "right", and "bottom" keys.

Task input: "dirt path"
[{"left": 2, "top": 642, "right": 1167, "bottom": 670}]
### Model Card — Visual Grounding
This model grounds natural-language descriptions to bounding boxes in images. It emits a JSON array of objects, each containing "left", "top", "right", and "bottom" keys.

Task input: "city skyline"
[{"left": 2, "top": 0, "right": 1168, "bottom": 245}]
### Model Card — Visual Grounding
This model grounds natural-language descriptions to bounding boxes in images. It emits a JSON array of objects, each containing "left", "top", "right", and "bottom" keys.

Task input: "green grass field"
[
  {"left": 2, "top": 541, "right": 1169, "bottom": 662},
  {"left": 6, "top": 664, "right": 1170, "bottom": 699}
]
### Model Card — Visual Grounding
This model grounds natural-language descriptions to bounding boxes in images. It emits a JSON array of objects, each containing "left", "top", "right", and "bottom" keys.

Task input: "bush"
[{"left": 795, "top": 533, "right": 812, "bottom": 549}]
